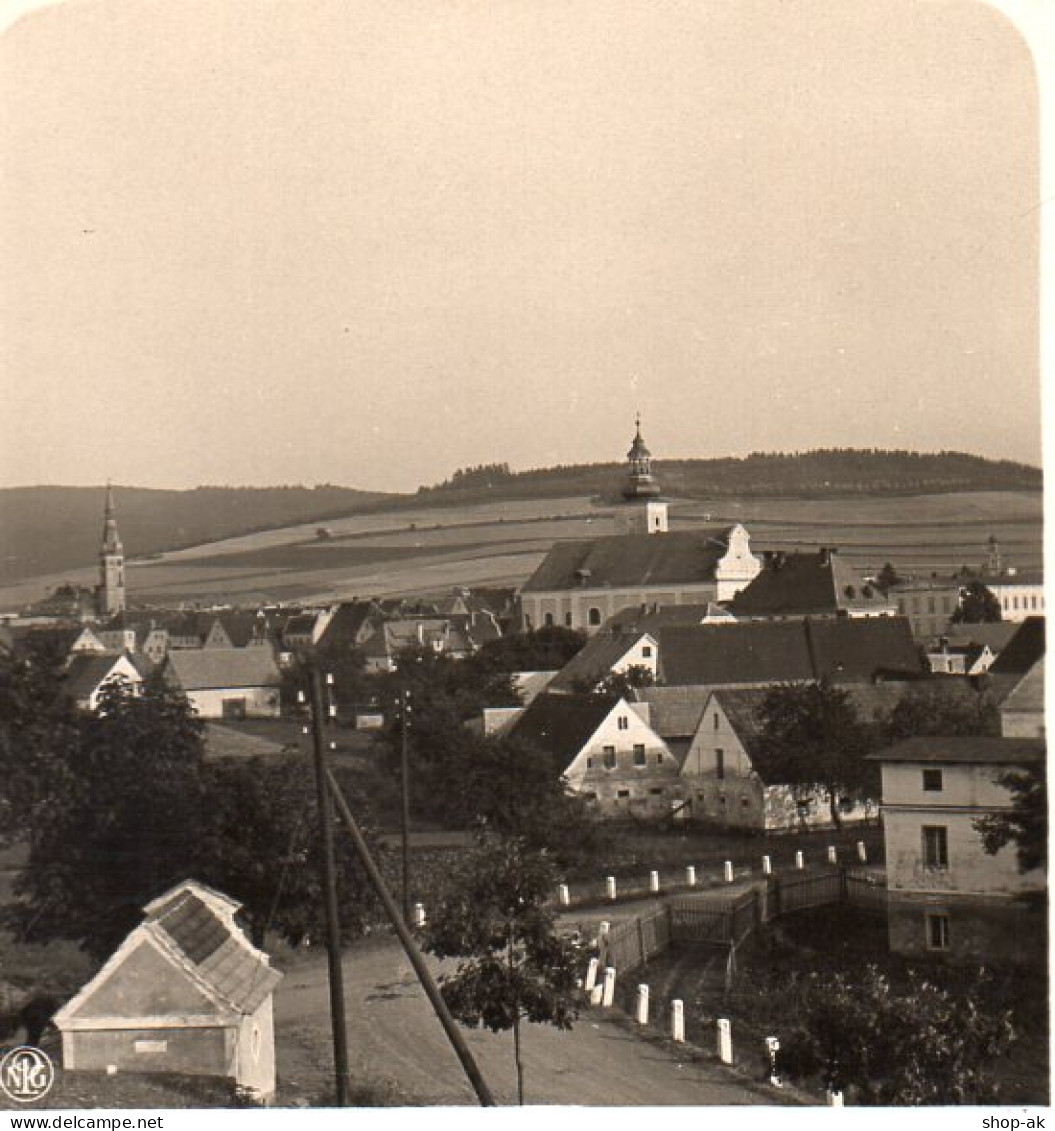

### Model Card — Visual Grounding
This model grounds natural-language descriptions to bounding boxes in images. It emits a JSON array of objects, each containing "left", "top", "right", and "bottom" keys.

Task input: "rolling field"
[{"left": 0, "top": 490, "right": 1041, "bottom": 610}]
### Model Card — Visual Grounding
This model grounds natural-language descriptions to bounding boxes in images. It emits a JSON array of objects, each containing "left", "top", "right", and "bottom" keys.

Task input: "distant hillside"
[
  {"left": 0, "top": 485, "right": 395, "bottom": 584},
  {"left": 419, "top": 449, "right": 1042, "bottom": 505}
]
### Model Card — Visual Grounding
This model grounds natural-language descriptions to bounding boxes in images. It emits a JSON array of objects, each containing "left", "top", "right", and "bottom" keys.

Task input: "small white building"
[
  {"left": 64, "top": 652, "right": 145, "bottom": 711},
  {"left": 53, "top": 880, "right": 282, "bottom": 1099},
  {"left": 164, "top": 649, "right": 282, "bottom": 719}
]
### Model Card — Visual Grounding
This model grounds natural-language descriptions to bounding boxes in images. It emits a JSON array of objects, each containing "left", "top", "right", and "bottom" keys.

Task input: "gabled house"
[
  {"left": 925, "top": 640, "right": 995, "bottom": 676},
  {"left": 53, "top": 880, "right": 281, "bottom": 1098},
  {"left": 547, "top": 628, "right": 658, "bottom": 693},
  {"left": 729, "top": 548, "right": 897, "bottom": 619},
  {"left": 869, "top": 736, "right": 1046, "bottom": 964},
  {"left": 164, "top": 649, "right": 282, "bottom": 719},
  {"left": 508, "top": 693, "right": 680, "bottom": 818},
  {"left": 677, "top": 688, "right": 874, "bottom": 830},
  {"left": 64, "top": 652, "right": 145, "bottom": 711}
]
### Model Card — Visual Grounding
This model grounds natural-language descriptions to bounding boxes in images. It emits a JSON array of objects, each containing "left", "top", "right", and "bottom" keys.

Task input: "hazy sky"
[{"left": 0, "top": 0, "right": 1046, "bottom": 492}]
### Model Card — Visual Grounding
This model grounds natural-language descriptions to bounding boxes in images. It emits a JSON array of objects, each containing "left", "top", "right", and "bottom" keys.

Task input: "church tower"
[
  {"left": 96, "top": 483, "right": 126, "bottom": 617},
  {"left": 621, "top": 417, "right": 668, "bottom": 535}
]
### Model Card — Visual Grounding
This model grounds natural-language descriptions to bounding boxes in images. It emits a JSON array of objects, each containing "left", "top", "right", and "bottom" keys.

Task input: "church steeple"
[
  {"left": 97, "top": 482, "right": 126, "bottom": 617},
  {"left": 620, "top": 417, "right": 668, "bottom": 535}
]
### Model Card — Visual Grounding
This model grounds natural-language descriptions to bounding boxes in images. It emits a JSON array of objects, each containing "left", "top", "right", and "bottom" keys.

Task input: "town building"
[
  {"left": 728, "top": 548, "right": 897, "bottom": 620},
  {"left": 64, "top": 652, "right": 145, "bottom": 711},
  {"left": 518, "top": 424, "right": 762, "bottom": 635},
  {"left": 925, "top": 640, "right": 995, "bottom": 676},
  {"left": 889, "top": 577, "right": 964, "bottom": 640},
  {"left": 53, "top": 880, "right": 281, "bottom": 1098},
  {"left": 163, "top": 649, "right": 282, "bottom": 719},
  {"left": 870, "top": 736, "right": 1045, "bottom": 964},
  {"left": 981, "top": 536, "right": 1045, "bottom": 622}
]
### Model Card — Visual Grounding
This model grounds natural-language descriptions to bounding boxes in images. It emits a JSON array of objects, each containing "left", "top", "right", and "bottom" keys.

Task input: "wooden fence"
[{"left": 597, "top": 867, "right": 888, "bottom": 976}]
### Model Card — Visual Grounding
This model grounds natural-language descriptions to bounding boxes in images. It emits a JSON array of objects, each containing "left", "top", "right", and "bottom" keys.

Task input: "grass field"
[{"left": 0, "top": 489, "right": 1041, "bottom": 610}]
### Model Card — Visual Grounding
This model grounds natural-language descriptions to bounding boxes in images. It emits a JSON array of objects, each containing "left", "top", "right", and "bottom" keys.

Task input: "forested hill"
[
  {"left": 419, "top": 449, "right": 1041, "bottom": 504},
  {"left": 0, "top": 485, "right": 393, "bottom": 585}
]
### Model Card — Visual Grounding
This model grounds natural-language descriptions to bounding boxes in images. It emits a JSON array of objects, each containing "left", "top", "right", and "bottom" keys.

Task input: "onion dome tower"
[{"left": 620, "top": 417, "right": 668, "bottom": 535}]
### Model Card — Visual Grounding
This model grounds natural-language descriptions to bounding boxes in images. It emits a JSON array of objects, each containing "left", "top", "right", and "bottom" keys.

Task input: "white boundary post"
[
  {"left": 717, "top": 1018, "right": 733, "bottom": 1064},
  {"left": 671, "top": 1000, "right": 685, "bottom": 1042},
  {"left": 602, "top": 967, "right": 617, "bottom": 1007},
  {"left": 636, "top": 984, "right": 649, "bottom": 1024}
]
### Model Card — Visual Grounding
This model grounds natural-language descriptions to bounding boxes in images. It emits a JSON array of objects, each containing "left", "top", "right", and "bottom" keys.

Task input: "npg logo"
[{"left": 0, "top": 1046, "right": 55, "bottom": 1103}]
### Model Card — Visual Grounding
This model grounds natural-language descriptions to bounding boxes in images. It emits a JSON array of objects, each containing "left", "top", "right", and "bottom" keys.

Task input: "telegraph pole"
[
  {"left": 307, "top": 666, "right": 352, "bottom": 1106},
  {"left": 399, "top": 687, "right": 412, "bottom": 923}
]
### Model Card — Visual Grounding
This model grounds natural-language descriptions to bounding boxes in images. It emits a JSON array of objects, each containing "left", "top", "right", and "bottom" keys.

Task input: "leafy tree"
[
  {"left": 974, "top": 762, "right": 1046, "bottom": 875},
  {"left": 591, "top": 664, "right": 655, "bottom": 699},
  {"left": 879, "top": 687, "right": 1000, "bottom": 742},
  {"left": 875, "top": 562, "right": 904, "bottom": 593},
  {"left": 12, "top": 674, "right": 207, "bottom": 954},
  {"left": 951, "top": 580, "right": 1002, "bottom": 624},
  {"left": 0, "top": 644, "right": 80, "bottom": 848},
  {"left": 776, "top": 965, "right": 1013, "bottom": 1104},
  {"left": 200, "top": 757, "right": 382, "bottom": 947},
  {"left": 425, "top": 835, "right": 584, "bottom": 1104},
  {"left": 472, "top": 627, "right": 586, "bottom": 674},
  {"left": 754, "top": 680, "right": 875, "bottom": 828}
]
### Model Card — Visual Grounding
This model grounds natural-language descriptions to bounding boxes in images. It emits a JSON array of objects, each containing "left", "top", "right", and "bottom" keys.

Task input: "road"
[{"left": 273, "top": 935, "right": 797, "bottom": 1107}]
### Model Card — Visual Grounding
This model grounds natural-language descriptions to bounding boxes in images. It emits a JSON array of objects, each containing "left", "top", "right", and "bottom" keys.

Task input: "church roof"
[{"left": 520, "top": 528, "right": 737, "bottom": 593}]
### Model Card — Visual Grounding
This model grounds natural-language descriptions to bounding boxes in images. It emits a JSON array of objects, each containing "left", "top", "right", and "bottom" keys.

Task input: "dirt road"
[{"left": 274, "top": 936, "right": 796, "bottom": 1107}]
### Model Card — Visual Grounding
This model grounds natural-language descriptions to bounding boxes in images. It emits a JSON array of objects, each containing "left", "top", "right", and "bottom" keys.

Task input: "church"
[
  {"left": 518, "top": 423, "right": 762, "bottom": 634},
  {"left": 96, "top": 483, "right": 127, "bottom": 618}
]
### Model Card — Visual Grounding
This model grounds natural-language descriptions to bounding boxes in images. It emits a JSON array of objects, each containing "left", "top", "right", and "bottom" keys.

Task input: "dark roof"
[
  {"left": 549, "top": 629, "right": 651, "bottom": 692},
  {"left": 869, "top": 736, "right": 1046, "bottom": 765},
  {"left": 605, "top": 603, "right": 727, "bottom": 632},
  {"left": 315, "top": 600, "right": 380, "bottom": 652},
  {"left": 146, "top": 884, "right": 281, "bottom": 1014},
  {"left": 729, "top": 550, "right": 892, "bottom": 617},
  {"left": 520, "top": 528, "right": 736, "bottom": 593},
  {"left": 633, "top": 685, "right": 711, "bottom": 739},
  {"left": 1001, "top": 658, "right": 1044, "bottom": 716},
  {"left": 988, "top": 617, "right": 1045, "bottom": 675},
  {"left": 943, "top": 623, "right": 1019, "bottom": 652},
  {"left": 165, "top": 648, "right": 281, "bottom": 691},
  {"left": 510, "top": 693, "right": 618, "bottom": 771},
  {"left": 64, "top": 653, "right": 138, "bottom": 702},
  {"left": 658, "top": 617, "right": 924, "bottom": 687}
]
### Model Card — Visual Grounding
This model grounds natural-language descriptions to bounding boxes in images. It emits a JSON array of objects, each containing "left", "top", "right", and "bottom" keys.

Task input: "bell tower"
[
  {"left": 96, "top": 483, "right": 126, "bottom": 617},
  {"left": 621, "top": 417, "right": 668, "bottom": 535}
]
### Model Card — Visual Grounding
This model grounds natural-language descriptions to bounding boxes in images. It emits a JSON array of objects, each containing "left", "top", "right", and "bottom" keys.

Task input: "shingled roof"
[
  {"left": 988, "top": 616, "right": 1045, "bottom": 676},
  {"left": 520, "top": 528, "right": 737, "bottom": 592},
  {"left": 729, "top": 550, "right": 892, "bottom": 617},
  {"left": 657, "top": 617, "right": 923, "bottom": 686},
  {"left": 548, "top": 629, "right": 653, "bottom": 692}
]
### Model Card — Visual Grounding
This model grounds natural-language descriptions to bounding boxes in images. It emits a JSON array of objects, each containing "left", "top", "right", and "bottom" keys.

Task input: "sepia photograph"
[{"left": 0, "top": 0, "right": 1048, "bottom": 1120}]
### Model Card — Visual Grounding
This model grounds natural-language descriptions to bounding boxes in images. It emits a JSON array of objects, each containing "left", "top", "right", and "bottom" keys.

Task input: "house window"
[
  {"left": 565, "top": 612, "right": 573, "bottom": 626},
  {"left": 617, "top": 716, "right": 629, "bottom": 731},
  {"left": 922, "top": 769, "right": 943, "bottom": 792},
  {"left": 922, "top": 825, "right": 949, "bottom": 869},
  {"left": 603, "top": 746, "right": 616, "bottom": 769},
  {"left": 926, "top": 913, "right": 950, "bottom": 951},
  {"left": 655, "top": 752, "right": 663, "bottom": 764},
  {"left": 718, "top": 794, "right": 727, "bottom": 805},
  {"left": 741, "top": 797, "right": 750, "bottom": 807},
  {"left": 649, "top": 787, "right": 663, "bottom": 796},
  {"left": 1031, "top": 595, "right": 1037, "bottom": 610},
  {"left": 586, "top": 757, "right": 594, "bottom": 769},
  {"left": 617, "top": 789, "right": 631, "bottom": 799},
  {"left": 696, "top": 791, "right": 705, "bottom": 801},
  {"left": 642, "top": 645, "right": 652, "bottom": 658},
  {"left": 544, "top": 612, "right": 555, "bottom": 627},
  {"left": 633, "top": 744, "right": 646, "bottom": 766},
  {"left": 715, "top": 749, "right": 725, "bottom": 780},
  {"left": 588, "top": 607, "right": 602, "bottom": 627},
  {"left": 713, "top": 712, "right": 720, "bottom": 731},
  {"left": 584, "top": 791, "right": 598, "bottom": 801},
  {"left": 222, "top": 698, "right": 247, "bottom": 720}
]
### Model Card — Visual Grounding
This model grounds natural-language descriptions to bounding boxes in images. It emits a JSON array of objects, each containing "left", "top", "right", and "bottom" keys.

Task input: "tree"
[
  {"left": 13, "top": 674, "right": 207, "bottom": 954},
  {"left": 879, "top": 686, "right": 1000, "bottom": 743},
  {"left": 425, "top": 835, "right": 583, "bottom": 1104},
  {"left": 591, "top": 664, "right": 654, "bottom": 699},
  {"left": 875, "top": 562, "right": 903, "bottom": 593},
  {"left": 974, "top": 762, "right": 1046, "bottom": 875},
  {"left": 754, "top": 680, "right": 875, "bottom": 829},
  {"left": 775, "top": 965, "right": 1013, "bottom": 1104},
  {"left": 951, "top": 580, "right": 1002, "bottom": 624},
  {"left": 200, "top": 757, "right": 382, "bottom": 947},
  {"left": 472, "top": 627, "right": 586, "bottom": 674}
]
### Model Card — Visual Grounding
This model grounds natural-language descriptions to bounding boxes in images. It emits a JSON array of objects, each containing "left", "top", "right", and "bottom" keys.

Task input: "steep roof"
[
  {"left": 520, "top": 528, "right": 736, "bottom": 593},
  {"left": 548, "top": 629, "right": 651, "bottom": 692},
  {"left": 657, "top": 617, "right": 923, "bottom": 686},
  {"left": 166, "top": 648, "right": 280, "bottom": 691},
  {"left": 869, "top": 736, "right": 1046, "bottom": 765},
  {"left": 988, "top": 616, "right": 1045, "bottom": 676},
  {"left": 64, "top": 653, "right": 139, "bottom": 702},
  {"left": 314, "top": 600, "right": 381, "bottom": 652},
  {"left": 1001, "top": 657, "right": 1045, "bottom": 717},
  {"left": 510, "top": 693, "right": 618, "bottom": 771},
  {"left": 633, "top": 684, "right": 710, "bottom": 739},
  {"left": 943, "top": 623, "right": 1020, "bottom": 652},
  {"left": 729, "top": 550, "right": 892, "bottom": 617}
]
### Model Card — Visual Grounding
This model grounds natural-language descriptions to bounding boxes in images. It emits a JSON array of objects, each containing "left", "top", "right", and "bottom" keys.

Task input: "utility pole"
[
  {"left": 399, "top": 687, "right": 412, "bottom": 923},
  {"left": 308, "top": 666, "right": 352, "bottom": 1106}
]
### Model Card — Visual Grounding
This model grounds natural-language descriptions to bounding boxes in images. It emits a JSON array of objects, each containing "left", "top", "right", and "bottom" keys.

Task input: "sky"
[{"left": 0, "top": 0, "right": 1047, "bottom": 493}]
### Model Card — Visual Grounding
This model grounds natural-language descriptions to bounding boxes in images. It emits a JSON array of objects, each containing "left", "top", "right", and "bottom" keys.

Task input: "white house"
[
  {"left": 869, "top": 736, "right": 1046, "bottom": 964},
  {"left": 64, "top": 652, "right": 145, "bottom": 711},
  {"left": 164, "top": 649, "right": 282, "bottom": 719}
]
